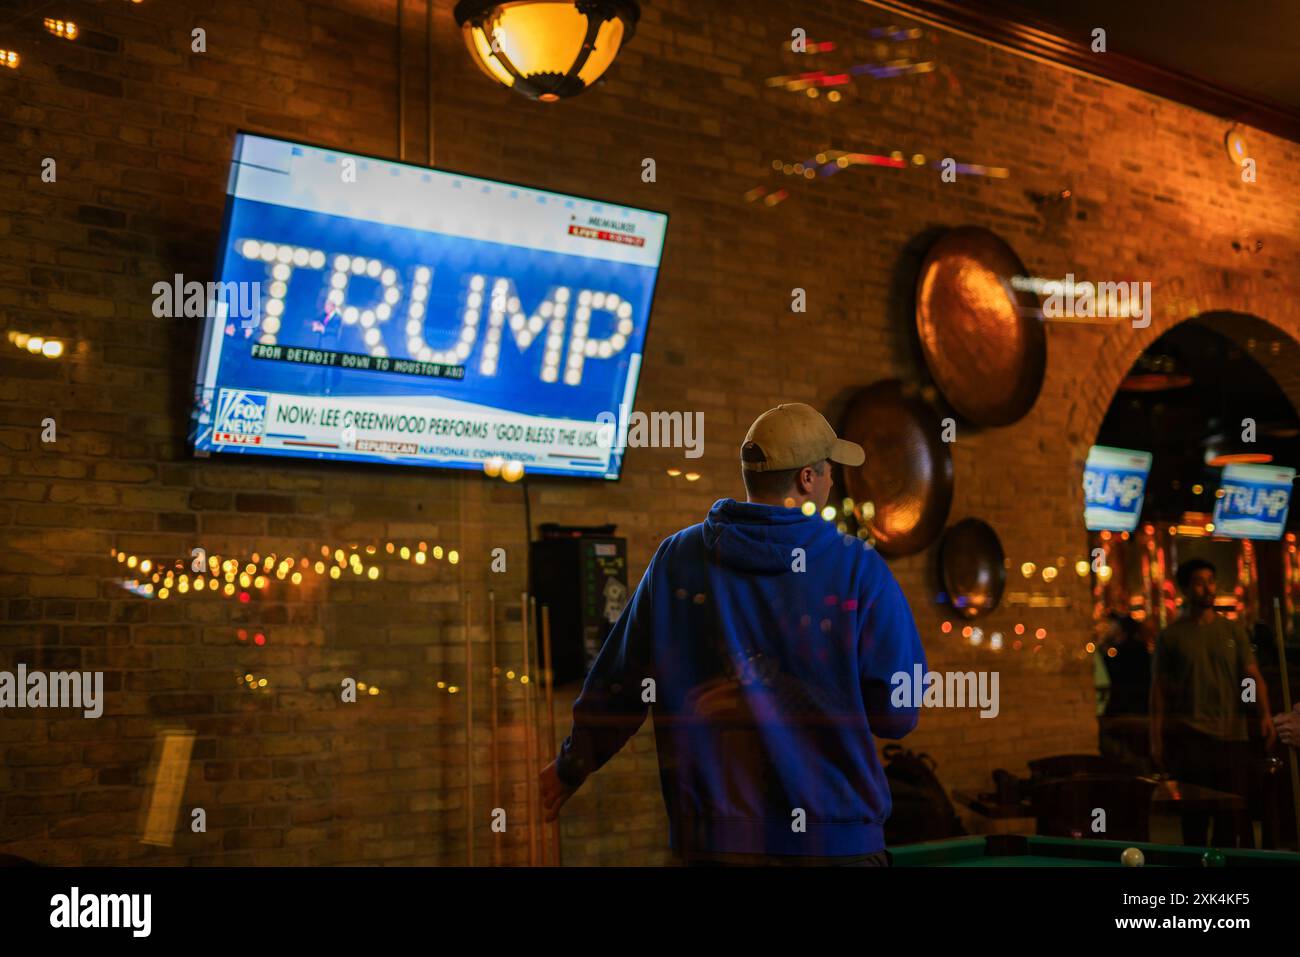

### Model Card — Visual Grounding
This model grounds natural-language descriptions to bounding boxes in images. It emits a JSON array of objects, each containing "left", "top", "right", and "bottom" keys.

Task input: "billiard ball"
[
  {"left": 1201, "top": 849, "right": 1226, "bottom": 867},
  {"left": 1121, "top": 847, "right": 1145, "bottom": 867}
]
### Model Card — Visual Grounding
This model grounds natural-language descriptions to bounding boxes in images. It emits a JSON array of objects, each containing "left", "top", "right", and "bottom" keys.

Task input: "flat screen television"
[
  {"left": 1211, "top": 462, "right": 1295, "bottom": 540},
  {"left": 189, "top": 133, "right": 668, "bottom": 479},
  {"left": 1083, "top": 445, "right": 1152, "bottom": 532}
]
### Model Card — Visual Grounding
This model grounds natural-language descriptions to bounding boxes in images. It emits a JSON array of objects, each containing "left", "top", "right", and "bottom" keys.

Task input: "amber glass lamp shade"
[{"left": 453, "top": 0, "right": 639, "bottom": 102}]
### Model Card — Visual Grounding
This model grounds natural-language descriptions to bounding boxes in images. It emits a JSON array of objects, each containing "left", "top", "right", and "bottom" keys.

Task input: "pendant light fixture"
[{"left": 453, "top": 0, "right": 639, "bottom": 102}]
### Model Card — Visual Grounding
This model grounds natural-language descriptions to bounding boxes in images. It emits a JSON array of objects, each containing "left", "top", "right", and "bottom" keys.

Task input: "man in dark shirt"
[{"left": 1151, "top": 558, "right": 1276, "bottom": 847}]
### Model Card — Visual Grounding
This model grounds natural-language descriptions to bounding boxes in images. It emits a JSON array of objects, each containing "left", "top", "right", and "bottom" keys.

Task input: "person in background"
[
  {"left": 1097, "top": 613, "right": 1152, "bottom": 768},
  {"left": 1151, "top": 558, "right": 1276, "bottom": 848},
  {"left": 539, "top": 403, "right": 928, "bottom": 865}
]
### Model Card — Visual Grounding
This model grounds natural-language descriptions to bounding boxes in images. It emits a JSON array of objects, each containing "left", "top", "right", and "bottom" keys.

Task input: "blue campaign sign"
[
  {"left": 1083, "top": 445, "right": 1152, "bottom": 532},
  {"left": 1212, "top": 463, "right": 1295, "bottom": 540},
  {"left": 189, "top": 134, "right": 668, "bottom": 479}
]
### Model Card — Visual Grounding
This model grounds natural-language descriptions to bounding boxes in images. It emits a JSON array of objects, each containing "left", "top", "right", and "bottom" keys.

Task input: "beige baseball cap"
[{"left": 740, "top": 403, "right": 865, "bottom": 472}]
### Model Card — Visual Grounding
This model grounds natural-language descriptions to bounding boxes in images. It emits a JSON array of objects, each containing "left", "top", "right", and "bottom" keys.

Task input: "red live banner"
[{"left": 568, "top": 225, "right": 645, "bottom": 247}]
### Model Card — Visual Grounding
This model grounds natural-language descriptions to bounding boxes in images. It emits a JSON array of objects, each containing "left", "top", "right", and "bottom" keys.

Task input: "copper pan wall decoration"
[
  {"left": 840, "top": 379, "right": 953, "bottom": 558},
  {"left": 915, "top": 227, "right": 1046, "bottom": 426},
  {"left": 938, "top": 518, "right": 1007, "bottom": 618}
]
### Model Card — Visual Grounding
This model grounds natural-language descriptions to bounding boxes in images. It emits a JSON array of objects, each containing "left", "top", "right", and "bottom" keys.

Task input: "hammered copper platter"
[
  {"left": 840, "top": 379, "right": 953, "bottom": 558},
  {"left": 915, "top": 227, "right": 1045, "bottom": 426},
  {"left": 938, "top": 518, "right": 1006, "bottom": 618}
]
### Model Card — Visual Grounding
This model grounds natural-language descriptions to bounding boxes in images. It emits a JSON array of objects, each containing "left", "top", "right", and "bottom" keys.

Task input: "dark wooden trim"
[{"left": 865, "top": 0, "right": 1300, "bottom": 142}]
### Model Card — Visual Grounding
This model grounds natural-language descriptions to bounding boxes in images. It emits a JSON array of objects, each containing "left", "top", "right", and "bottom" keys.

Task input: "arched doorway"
[
  {"left": 1084, "top": 314, "right": 1300, "bottom": 848},
  {"left": 1089, "top": 315, "right": 1300, "bottom": 631}
]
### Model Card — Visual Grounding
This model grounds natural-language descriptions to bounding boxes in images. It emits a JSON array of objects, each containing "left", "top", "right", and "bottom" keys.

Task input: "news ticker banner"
[
  {"left": 249, "top": 343, "right": 467, "bottom": 381},
  {"left": 207, "top": 386, "right": 616, "bottom": 476},
  {"left": 1083, "top": 445, "right": 1152, "bottom": 533},
  {"left": 1212, "top": 463, "right": 1295, "bottom": 541}
]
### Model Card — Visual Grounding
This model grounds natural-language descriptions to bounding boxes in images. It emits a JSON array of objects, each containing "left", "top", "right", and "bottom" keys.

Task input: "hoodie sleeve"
[
  {"left": 553, "top": 543, "right": 661, "bottom": 788},
  {"left": 858, "top": 554, "right": 926, "bottom": 740}
]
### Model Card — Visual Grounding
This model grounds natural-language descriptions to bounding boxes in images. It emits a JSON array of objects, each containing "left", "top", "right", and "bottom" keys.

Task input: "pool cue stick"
[
  {"left": 528, "top": 595, "right": 544, "bottom": 866},
  {"left": 489, "top": 589, "right": 501, "bottom": 867},
  {"left": 1272, "top": 598, "right": 1300, "bottom": 849},
  {"left": 521, "top": 591, "right": 538, "bottom": 866},
  {"left": 542, "top": 603, "right": 562, "bottom": 866},
  {"left": 464, "top": 590, "right": 474, "bottom": 867}
]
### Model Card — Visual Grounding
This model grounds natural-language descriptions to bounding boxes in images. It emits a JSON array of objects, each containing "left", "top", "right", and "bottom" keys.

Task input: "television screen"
[
  {"left": 189, "top": 133, "right": 668, "bottom": 479},
  {"left": 1083, "top": 445, "right": 1152, "bottom": 532},
  {"left": 1211, "top": 463, "right": 1295, "bottom": 540}
]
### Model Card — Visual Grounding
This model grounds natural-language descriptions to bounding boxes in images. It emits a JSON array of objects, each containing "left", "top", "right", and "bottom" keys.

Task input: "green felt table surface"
[{"left": 891, "top": 834, "right": 1300, "bottom": 867}]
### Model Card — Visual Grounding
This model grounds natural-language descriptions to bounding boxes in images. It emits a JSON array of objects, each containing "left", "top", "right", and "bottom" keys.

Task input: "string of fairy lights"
[
  {"left": 111, "top": 540, "right": 462, "bottom": 601},
  {"left": 111, "top": 540, "right": 538, "bottom": 696}
]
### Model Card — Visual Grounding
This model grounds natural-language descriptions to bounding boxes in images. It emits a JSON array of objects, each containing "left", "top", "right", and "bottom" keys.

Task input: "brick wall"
[{"left": 2, "top": 0, "right": 1299, "bottom": 865}]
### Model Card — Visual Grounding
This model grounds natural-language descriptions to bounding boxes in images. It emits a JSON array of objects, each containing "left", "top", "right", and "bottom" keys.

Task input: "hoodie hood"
[{"left": 701, "top": 498, "right": 844, "bottom": 574}]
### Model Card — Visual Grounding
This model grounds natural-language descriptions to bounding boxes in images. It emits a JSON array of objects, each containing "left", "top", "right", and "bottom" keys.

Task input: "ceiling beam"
[{"left": 864, "top": 0, "right": 1300, "bottom": 142}]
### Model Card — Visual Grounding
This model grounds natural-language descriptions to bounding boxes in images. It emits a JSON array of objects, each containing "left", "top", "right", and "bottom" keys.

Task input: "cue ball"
[{"left": 1121, "top": 847, "right": 1145, "bottom": 867}]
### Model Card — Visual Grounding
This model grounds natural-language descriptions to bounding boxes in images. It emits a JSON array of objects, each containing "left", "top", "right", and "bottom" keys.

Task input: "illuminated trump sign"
[
  {"left": 1083, "top": 445, "right": 1152, "bottom": 532},
  {"left": 1212, "top": 463, "right": 1295, "bottom": 540}
]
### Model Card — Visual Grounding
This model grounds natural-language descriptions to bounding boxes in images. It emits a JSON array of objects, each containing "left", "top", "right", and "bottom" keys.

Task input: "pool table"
[{"left": 890, "top": 834, "right": 1300, "bottom": 867}]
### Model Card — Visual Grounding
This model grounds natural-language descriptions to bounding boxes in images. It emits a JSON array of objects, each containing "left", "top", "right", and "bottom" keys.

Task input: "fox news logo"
[{"left": 213, "top": 389, "right": 268, "bottom": 446}]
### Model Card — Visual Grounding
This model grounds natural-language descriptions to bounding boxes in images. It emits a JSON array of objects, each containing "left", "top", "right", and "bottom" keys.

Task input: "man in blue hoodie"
[{"left": 540, "top": 402, "right": 927, "bottom": 865}]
